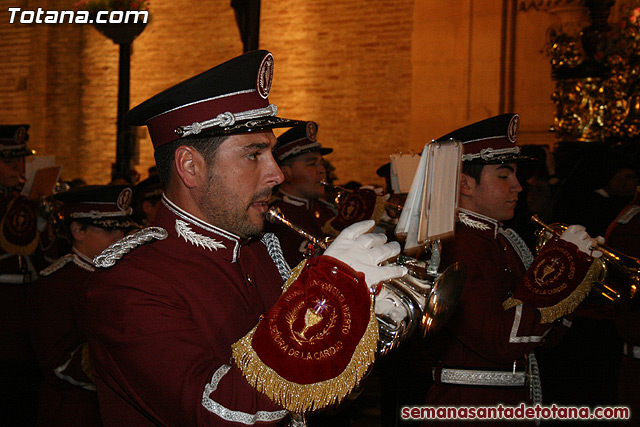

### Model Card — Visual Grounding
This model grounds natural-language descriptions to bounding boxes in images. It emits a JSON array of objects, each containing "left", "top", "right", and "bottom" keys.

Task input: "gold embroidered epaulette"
[
  {"left": 93, "top": 227, "right": 169, "bottom": 268},
  {"left": 40, "top": 253, "right": 95, "bottom": 276}
]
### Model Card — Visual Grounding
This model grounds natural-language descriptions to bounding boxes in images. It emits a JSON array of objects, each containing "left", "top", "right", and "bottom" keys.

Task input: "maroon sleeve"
[{"left": 85, "top": 267, "right": 287, "bottom": 426}]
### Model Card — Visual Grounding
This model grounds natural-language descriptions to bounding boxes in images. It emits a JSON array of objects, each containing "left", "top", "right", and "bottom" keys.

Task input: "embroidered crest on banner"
[{"left": 175, "top": 220, "right": 225, "bottom": 251}]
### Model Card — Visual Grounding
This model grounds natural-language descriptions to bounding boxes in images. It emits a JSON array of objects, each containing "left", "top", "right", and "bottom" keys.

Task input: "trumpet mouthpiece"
[{"left": 266, "top": 206, "right": 283, "bottom": 224}]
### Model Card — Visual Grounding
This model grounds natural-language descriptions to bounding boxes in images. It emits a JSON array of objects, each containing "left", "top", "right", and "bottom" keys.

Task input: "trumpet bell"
[
  {"left": 531, "top": 214, "right": 639, "bottom": 301},
  {"left": 377, "top": 262, "right": 466, "bottom": 356},
  {"left": 423, "top": 262, "right": 466, "bottom": 335}
]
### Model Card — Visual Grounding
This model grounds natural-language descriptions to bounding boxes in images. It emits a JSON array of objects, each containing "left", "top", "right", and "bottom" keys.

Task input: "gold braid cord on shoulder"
[{"left": 232, "top": 258, "right": 378, "bottom": 413}]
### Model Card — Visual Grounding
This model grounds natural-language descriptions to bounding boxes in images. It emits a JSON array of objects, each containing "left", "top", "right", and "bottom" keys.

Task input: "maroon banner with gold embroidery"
[
  {"left": 232, "top": 256, "right": 377, "bottom": 412},
  {"left": 0, "top": 196, "right": 39, "bottom": 256},
  {"left": 503, "top": 237, "right": 604, "bottom": 323},
  {"left": 325, "top": 188, "right": 385, "bottom": 234}
]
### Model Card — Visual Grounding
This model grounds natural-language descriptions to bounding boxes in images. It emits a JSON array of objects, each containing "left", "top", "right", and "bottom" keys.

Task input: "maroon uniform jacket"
[
  {"left": 266, "top": 190, "right": 336, "bottom": 267},
  {"left": 0, "top": 187, "right": 58, "bottom": 362},
  {"left": 605, "top": 192, "right": 640, "bottom": 424},
  {"left": 85, "top": 196, "right": 358, "bottom": 426},
  {"left": 27, "top": 250, "right": 102, "bottom": 426},
  {"left": 425, "top": 209, "right": 562, "bottom": 413}
]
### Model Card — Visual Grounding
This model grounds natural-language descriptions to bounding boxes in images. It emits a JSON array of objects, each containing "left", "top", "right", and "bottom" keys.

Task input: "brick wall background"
[
  {"left": 261, "top": 1, "right": 414, "bottom": 186},
  {"left": 1, "top": 1, "right": 608, "bottom": 188}
]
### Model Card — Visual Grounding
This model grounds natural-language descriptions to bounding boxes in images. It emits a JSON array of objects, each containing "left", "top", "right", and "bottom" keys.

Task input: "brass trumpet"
[
  {"left": 266, "top": 206, "right": 332, "bottom": 250},
  {"left": 320, "top": 180, "right": 404, "bottom": 213},
  {"left": 531, "top": 214, "right": 639, "bottom": 301}
]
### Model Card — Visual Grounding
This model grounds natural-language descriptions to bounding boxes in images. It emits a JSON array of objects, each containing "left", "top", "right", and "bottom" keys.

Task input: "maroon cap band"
[
  {"left": 146, "top": 90, "right": 270, "bottom": 148},
  {"left": 461, "top": 136, "right": 508, "bottom": 155}
]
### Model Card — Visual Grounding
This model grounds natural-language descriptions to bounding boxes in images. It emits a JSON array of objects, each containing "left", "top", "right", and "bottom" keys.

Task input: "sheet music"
[
  {"left": 395, "top": 140, "right": 461, "bottom": 250},
  {"left": 390, "top": 153, "right": 421, "bottom": 194},
  {"left": 394, "top": 145, "right": 429, "bottom": 249},
  {"left": 21, "top": 156, "right": 61, "bottom": 198}
]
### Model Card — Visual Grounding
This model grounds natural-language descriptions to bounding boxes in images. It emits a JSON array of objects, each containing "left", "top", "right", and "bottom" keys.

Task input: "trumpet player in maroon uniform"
[
  {"left": 267, "top": 121, "right": 336, "bottom": 267},
  {"left": 83, "top": 50, "right": 406, "bottom": 427},
  {"left": 421, "top": 114, "right": 605, "bottom": 426},
  {"left": 27, "top": 185, "right": 137, "bottom": 427}
]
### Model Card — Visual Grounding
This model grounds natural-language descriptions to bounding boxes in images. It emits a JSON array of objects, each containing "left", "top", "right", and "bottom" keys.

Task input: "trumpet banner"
[
  {"left": 503, "top": 237, "right": 603, "bottom": 323},
  {"left": 232, "top": 256, "right": 378, "bottom": 412},
  {"left": 0, "top": 196, "right": 39, "bottom": 256},
  {"left": 323, "top": 188, "right": 385, "bottom": 235}
]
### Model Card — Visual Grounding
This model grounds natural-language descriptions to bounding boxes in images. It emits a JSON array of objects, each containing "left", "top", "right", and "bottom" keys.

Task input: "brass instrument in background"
[
  {"left": 531, "top": 215, "right": 639, "bottom": 301},
  {"left": 266, "top": 206, "right": 332, "bottom": 250},
  {"left": 320, "top": 180, "right": 404, "bottom": 214},
  {"left": 266, "top": 206, "right": 466, "bottom": 356}
]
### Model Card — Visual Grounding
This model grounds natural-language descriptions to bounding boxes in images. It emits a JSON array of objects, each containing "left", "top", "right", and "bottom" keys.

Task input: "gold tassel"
[{"left": 231, "top": 297, "right": 378, "bottom": 413}]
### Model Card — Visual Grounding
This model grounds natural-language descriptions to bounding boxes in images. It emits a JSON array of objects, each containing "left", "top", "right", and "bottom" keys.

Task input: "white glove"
[
  {"left": 374, "top": 287, "right": 409, "bottom": 325},
  {"left": 560, "top": 225, "right": 604, "bottom": 258},
  {"left": 324, "top": 220, "right": 407, "bottom": 289}
]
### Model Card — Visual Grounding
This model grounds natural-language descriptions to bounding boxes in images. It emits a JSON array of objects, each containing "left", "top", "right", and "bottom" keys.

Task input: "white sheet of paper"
[
  {"left": 390, "top": 153, "right": 421, "bottom": 194},
  {"left": 395, "top": 141, "right": 461, "bottom": 250}
]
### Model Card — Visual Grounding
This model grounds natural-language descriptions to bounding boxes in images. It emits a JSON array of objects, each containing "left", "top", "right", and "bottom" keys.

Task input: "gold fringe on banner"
[
  {"left": 232, "top": 304, "right": 378, "bottom": 413},
  {"left": 283, "top": 259, "right": 307, "bottom": 291},
  {"left": 232, "top": 256, "right": 378, "bottom": 413},
  {"left": 503, "top": 259, "right": 604, "bottom": 324}
]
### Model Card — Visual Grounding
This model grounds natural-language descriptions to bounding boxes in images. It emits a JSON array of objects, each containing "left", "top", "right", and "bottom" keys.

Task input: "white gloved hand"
[
  {"left": 560, "top": 225, "right": 604, "bottom": 258},
  {"left": 374, "top": 288, "right": 409, "bottom": 325},
  {"left": 324, "top": 220, "right": 407, "bottom": 289}
]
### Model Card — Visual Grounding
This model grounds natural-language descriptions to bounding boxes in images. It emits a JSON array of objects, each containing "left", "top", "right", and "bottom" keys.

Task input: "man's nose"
[
  {"left": 513, "top": 178, "right": 523, "bottom": 193},
  {"left": 267, "top": 156, "right": 284, "bottom": 186}
]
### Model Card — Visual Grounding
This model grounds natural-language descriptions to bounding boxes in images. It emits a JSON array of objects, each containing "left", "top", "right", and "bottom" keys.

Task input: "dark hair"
[
  {"left": 154, "top": 135, "right": 229, "bottom": 188},
  {"left": 462, "top": 162, "right": 484, "bottom": 183}
]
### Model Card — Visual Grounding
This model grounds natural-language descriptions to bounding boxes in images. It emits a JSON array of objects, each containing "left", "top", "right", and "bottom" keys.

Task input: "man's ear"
[
  {"left": 174, "top": 146, "right": 205, "bottom": 189},
  {"left": 459, "top": 173, "right": 475, "bottom": 196},
  {"left": 70, "top": 221, "right": 85, "bottom": 242}
]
